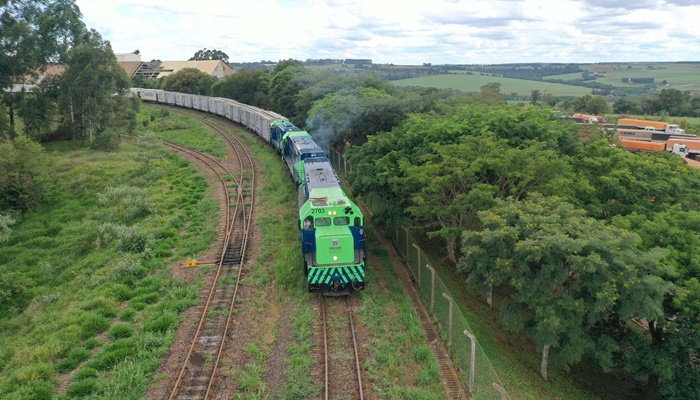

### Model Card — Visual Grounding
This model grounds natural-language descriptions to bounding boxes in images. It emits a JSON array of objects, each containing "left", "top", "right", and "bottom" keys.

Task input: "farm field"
[
  {"left": 392, "top": 74, "right": 593, "bottom": 96},
  {"left": 543, "top": 62, "right": 700, "bottom": 92}
]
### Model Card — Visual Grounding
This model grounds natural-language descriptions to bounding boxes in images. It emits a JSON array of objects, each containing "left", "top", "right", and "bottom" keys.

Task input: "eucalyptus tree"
[
  {"left": 58, "top": 29, "right": 131, "bottom": 146},
  {"left": 0, "top": 0, "right": 85, "bottom": 137}
]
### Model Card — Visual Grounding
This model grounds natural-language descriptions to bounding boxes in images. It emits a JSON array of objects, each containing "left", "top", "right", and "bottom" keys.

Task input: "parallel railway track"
[
  {"left": 320, "top": 295, "right": 365, "bottom": 400},
  {"left": 165, "top": 110, "right": 256, "bottom": 400}
]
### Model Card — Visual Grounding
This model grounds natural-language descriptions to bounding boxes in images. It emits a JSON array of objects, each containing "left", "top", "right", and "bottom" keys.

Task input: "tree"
[
  {"left": 0, "top": 136, "right": 46, "bottom": 211},
  {"left": 613, "top": 98, "right": 641, "bottom": 114},
  {"left": 268, "top": 65, "right": 314, "bottom": 125},
  {"left": 189, "top": 48, "right": 229, "bottom": 64},
  {"left": 613, "top": 207, "right": 700, "bottom": 399},
  {"left": 586, "top": 96, "right": 609, "bottom": 115},
  {"left": 58, "top": 29, "right": 131, "bottom": 146},
  {"left": 479, "top": 82, "right": 506, "bottom": 105},
  {"left": 211, "top": 68, "right": 270, "bottom": 107},
  {"left": 161, "top": 67, "right": 217, "bottom": 96},
  {"left": 530, "top": 89, "right": 541, "bottom": 104},
  {"left": 459, "top": 194, "right": 669, "bottom": 379},
  {"left": 0, "top": 0, "right": 85, "bottom": 136}
]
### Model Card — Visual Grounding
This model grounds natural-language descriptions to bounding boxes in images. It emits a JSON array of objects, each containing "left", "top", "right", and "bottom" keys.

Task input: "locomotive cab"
[{"left": 299, "top": 159, "right": 366, "bottom": 296}]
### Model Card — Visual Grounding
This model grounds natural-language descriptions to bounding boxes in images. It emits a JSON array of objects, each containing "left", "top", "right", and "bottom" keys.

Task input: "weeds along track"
[
  {"left": 165, "top": 111, "right": 256, "bottom": 400},
  {"left": 320, "top": 295, "right": 366, "bottom": 400}
]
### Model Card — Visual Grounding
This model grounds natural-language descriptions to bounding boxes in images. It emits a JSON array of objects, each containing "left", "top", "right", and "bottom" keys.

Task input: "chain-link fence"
[{"left": 327, "top": 147, "right": 511, "bottom": 400}]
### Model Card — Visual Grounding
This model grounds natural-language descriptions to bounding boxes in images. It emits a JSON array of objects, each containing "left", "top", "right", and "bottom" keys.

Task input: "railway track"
[
  {"left": 165, "top": 111, "right": 256, "bottom": 400},
  {"left": 320, "top": 296, "right": 365, "bottom": 400}
]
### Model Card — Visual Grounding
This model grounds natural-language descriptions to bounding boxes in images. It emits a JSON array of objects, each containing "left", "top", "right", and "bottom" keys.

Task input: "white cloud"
[{"left": 74, "top": 0, "right": 700, "bottom": 64}]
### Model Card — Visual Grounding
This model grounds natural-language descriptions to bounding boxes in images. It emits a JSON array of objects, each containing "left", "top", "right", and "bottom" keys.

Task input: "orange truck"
[
  {"left": 617, "top": 118, "right": 685, "bottom": 134},
  {"left": 573, "top": 114, "right": 607, "bottom": 124},
  {"left": 619, "top": 139, "right": 666, "bottom": 152},
  {"left": 620, "top": 138, "right": 696, "bottom": 159}
]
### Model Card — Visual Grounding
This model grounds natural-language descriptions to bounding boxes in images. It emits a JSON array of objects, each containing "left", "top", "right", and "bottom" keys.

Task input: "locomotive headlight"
[
  {"left": 328, "top": 211, "right": 332, "bottom": 216},
  {"left": 333, "top": 256, "right": 338, "bottom": 261},
  {"left": 332, "top": 211, "right": 337, "bottom": 215}
]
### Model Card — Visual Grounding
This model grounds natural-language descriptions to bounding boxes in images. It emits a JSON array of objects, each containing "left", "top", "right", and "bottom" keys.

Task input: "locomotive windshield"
[
  {"left": 333, "top": 217, "right": 350, "bottom": 226},
  {"left": 315, "top": 217, "right": 332, "bottom": 226}
]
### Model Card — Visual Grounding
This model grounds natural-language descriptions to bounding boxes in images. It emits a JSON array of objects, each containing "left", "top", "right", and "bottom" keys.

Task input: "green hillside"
[
  {"left": 544, "top": 62, "right": 700, "bottom": 92},
  {"left": 392, "top": 74, "right": 593, "bottom": 96}
]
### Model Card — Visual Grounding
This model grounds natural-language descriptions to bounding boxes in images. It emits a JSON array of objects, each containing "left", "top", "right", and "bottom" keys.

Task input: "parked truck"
[
  {"left": 619, "top": 139, "right": 691, "bottom": 159},
  {"left": 617, "top": 118, "right": 685, "bottom": 134},
  {"left": 573, "top": 114, "right": 607, "bottom": 124}
]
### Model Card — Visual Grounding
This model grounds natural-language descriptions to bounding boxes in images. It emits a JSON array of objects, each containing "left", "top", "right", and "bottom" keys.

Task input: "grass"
[
  {"left": 393, "top": 74, "right": 593, "bottom": 96},
  {"left": 544, "top": 62, "right": 700, "bottom": 92},
  {"left": 0, "top": 109, "right": 218, "bottom": 398}
]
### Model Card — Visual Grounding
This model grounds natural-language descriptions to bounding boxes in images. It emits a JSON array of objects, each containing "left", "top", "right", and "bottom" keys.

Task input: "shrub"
[
  {"left": 109, "top": 256, "right": 148, "bottom": 285},
  {"left": 0, "top": 271, "right": 31, "bottom": 319},
  {"left": 97, "top": 186, "right": 154, "bottom": 221},
  {"left": 98, "top": 223, "right": 154, "bottom": 254},
  {"left": 90, "top": 130, "right": 120, "bottom": 152}
]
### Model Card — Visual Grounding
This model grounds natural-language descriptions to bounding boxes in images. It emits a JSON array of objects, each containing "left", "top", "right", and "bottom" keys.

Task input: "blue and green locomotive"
[
  {"left": 271, "top": 120, "right": 366, "bottom": 295},
  {"left": 132, "top": 88, "right": 367, "bottom": 296}
]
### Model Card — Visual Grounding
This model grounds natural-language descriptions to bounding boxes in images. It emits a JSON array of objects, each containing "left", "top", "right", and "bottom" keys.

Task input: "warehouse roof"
[
  {"left": 157, "top": 60, "right": 233, "bottom": 79},
  {"left": 118, "top": 61, "right": 142, "bottom": 77}
]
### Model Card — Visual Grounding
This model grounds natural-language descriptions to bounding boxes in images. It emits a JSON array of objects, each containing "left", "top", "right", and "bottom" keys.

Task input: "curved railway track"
[
  {"left": 320, "top": 296, "right": 365, "bottom": 400},
  {"left": 164, "top": 112, "right": 256, "bottom": 400}
]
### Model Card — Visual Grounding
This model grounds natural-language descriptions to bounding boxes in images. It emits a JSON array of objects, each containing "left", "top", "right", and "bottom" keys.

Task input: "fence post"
[
  {"left": 426, "top": 264, "right": 436, "bottom": 313},
  {"left": 442, "top": 293, "right": 454, "bottom": 346},
  {"left": 395, "top": 225, "right": 399, "bottom": 248},
  {"left": 493, "top": 382, "right": 507, "bottom": 400},
  {"left": 411, "top": 243, "right": 421, "bottom": 285},
  {"left": 464, "top": 330, "right": 476, "bottom": 394},
  {"left": 402, "top": 226, "right": 409, "bottom": 260}
]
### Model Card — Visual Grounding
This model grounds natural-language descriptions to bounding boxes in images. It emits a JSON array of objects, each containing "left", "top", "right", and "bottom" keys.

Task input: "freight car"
[{"left": 130, "top": 88, "right": 366, "bottom": 296}]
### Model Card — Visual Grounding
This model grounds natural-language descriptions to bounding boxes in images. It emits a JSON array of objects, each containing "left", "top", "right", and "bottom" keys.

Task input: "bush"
[
  {"left": 0, "top": 271, "right": 31, "bottom": 319},
  {"left": 90, "top": 130, "right": 120, "bottom": 152},
  {"left": 98, "top": 223, "right": 154, "bottom": 254},
  {"left": 109, "top": 256, "right": 148, "bottom": 285}
]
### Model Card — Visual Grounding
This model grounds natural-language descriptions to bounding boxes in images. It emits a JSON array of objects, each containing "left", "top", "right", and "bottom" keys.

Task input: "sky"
[{"left": 74, "top": 0, "right": 700, "bottom": 65}]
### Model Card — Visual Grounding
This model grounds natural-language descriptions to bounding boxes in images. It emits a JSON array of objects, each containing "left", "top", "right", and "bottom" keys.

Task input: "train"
[{"left": 131, "top": 88, "right": 366, "bottom": 296}]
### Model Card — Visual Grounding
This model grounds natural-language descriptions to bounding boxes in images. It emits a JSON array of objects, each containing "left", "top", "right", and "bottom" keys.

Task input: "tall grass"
[{"left": 0, "top": 116, "right": 216, "bottom": 398}]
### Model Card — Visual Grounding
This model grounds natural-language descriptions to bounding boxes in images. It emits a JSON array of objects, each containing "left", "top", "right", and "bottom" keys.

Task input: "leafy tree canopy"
[
  {"left": 189, "top": 48, "right": 229, "bottom": 64},
  {"left": 211, "top": 68, "right": 270, "bottom": 108},
  {"left": 460, "top": 193, "right": 669, "bottom": 377},
  {"left": 161, "top": 67, "right": 216, "bottom": 96}
]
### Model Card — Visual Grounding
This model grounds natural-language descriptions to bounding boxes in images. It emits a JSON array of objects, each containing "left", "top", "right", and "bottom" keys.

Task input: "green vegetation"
[
  {"left": 393, "top": 74, "right": 593, "bottom": 96},
  {"left": 0, "top": 114, "right": 216, "bottom": 398},
  {"left": 346, "top": 103, "right": 700, "bottom": 399},
  {"left": 545, "top": 62, "right": 700, "bottom": 92}
]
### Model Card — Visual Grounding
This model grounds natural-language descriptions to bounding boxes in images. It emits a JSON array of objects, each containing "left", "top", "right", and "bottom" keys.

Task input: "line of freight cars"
[{"left": 131, "top": 88, "right": 366, "bottom": 296}]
